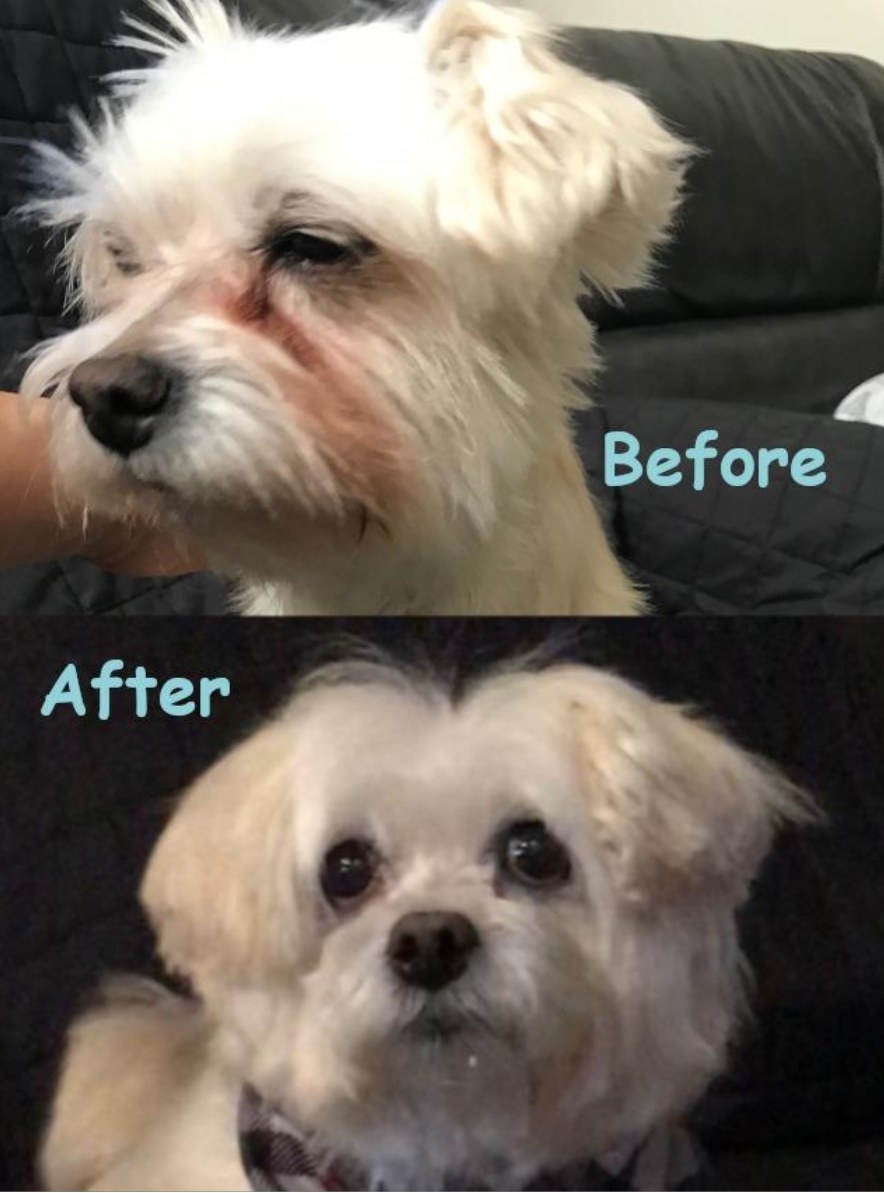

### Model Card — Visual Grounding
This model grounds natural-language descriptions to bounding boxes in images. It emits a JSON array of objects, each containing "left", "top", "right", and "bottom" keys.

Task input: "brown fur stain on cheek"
[{"left": 219, "top": 276, "right": 410, "bottom": 514}]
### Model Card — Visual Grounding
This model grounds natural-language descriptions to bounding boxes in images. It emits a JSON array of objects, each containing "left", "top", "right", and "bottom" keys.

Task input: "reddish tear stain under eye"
[
  {"left": 228, "top": 279, "right": 325, "bottom": 376},
  {"left": 220, "top": 280, "right": 409, "bottom": 511}
]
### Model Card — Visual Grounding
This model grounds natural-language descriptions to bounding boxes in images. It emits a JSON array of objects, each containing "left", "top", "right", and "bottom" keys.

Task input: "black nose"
[
  {"left": 68, "top": 354, "right": 175, "bottom": 456},
  {"left": 387, "top": 912, "right": 480, "bottom": 992}
]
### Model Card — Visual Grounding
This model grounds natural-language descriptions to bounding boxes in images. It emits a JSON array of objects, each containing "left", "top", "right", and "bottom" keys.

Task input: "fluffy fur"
[
  {"left": 23, "top": 0, "right": 690, "bottom": 614},
  {"left": 43, "top": 660, "right": 808, "bottom": 1190}
]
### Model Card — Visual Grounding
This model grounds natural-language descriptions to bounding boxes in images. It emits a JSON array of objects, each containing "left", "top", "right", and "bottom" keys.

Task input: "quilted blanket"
[{"left": 579, "top": 397, "right": 884, "bottom": 614}]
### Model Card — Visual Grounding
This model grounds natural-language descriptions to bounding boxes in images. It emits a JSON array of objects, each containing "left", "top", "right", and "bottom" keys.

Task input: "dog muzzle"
[{"left": 238, "top": 1085, "right": 704, "bottom": 1191}]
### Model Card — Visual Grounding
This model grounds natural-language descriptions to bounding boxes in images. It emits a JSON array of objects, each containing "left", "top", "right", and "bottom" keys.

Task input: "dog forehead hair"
[
  {"left": 286, "top": 667, "right": 585, "bottom": 858},
  {"left": 102, "top": 23, "right": 435, "bottom": 239}
]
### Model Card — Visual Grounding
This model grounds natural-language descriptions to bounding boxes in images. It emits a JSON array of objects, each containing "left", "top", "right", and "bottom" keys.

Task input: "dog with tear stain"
[{"left": 24, "top": 0, "right": 690, "bottom": 613}]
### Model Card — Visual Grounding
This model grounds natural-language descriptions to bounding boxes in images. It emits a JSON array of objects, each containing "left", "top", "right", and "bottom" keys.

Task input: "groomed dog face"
[
  {"left": 143, "top": 662, "right": 804, "bottom": 1187},
  {"left": 23, "top": 0, "right": 687, "bottom": 568}
]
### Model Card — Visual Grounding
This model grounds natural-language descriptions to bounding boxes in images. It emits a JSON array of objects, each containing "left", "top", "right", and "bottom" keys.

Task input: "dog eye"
[
  {"left": 321, "top": 838, "right": 379, "bottom": 906},
  {"left": 106, "top": 239, "right": 142, "bottom": 277},
  {"left": 265, "top": 229, "right": 367, "bottom": 269},
  {"left": 498, "top": 821, "right": 571, "bottom": 890}
]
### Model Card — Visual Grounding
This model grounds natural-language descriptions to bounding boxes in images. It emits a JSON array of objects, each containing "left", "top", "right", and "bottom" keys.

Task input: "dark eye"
[
  {"left": 320, "top": 838, "right": 379, "bottom": 906},
  {"left": 265, "top": 228, "right": 366, "bottom": 269},
  {"left": 107, "top": 240, "right": 141, "bottom": 277},
  {"left": 499, "top": 820, "right": 571, "bottom": 890}
]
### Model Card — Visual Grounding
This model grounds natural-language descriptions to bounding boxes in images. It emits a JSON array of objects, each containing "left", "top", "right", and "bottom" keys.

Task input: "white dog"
[
  {"left": 23, "top": 0, "right": 689, "bottom": 614},
  {"left": 43, "top": 659, "right": 807, "bottom": 1191}
]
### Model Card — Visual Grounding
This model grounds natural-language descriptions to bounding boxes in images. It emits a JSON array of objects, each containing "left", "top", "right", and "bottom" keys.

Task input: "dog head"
[
  {"left": 23, "top": 0, "right": 688, "bottom": 575},
  {"left": 142, "top": 660, "right": 805, "bottom": 1187}
]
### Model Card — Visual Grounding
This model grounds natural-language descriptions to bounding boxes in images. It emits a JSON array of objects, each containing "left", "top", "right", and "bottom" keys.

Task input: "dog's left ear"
[
  {"left": 545, "top": 667, "right": 813, "bottom": 907},
  {"left": 141, "top": 717, "right": 303, "bottom": 994},
  {"left": 422, "top": 0, "right": 691, "bottom": 291}
]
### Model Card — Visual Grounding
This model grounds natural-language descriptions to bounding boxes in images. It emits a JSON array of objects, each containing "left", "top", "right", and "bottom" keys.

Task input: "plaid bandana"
[{"left": 238, "top": 1085, "right": 704, "bottom": 1192}]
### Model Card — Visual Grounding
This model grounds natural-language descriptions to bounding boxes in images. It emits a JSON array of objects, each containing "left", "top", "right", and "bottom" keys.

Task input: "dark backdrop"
[{"left": 1, "top": 618, "right": 883, "bottom": 1189}]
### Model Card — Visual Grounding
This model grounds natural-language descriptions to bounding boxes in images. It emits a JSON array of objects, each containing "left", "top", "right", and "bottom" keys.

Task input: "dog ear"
[
  {"left": 141, "top": 717, "right": 303, "bottom": 992},
  {"left": 546, "top": 667, "right": 812, "bottom": 907},
  {"left": 422, "top": 0, "right": 690, "bottom": 292}
]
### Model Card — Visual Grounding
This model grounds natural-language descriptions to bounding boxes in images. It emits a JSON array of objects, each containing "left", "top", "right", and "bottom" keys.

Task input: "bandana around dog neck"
[{"left": 238, "top": 1085, "right": 703, "bottom": 1192}]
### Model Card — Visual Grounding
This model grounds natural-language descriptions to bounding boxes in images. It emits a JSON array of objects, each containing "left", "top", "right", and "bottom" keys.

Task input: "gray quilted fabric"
[
  {"left": 579, "top": 397, "right": 884, "bottom": 614},
  {"left": 0, "top": 2, "right": 132, "bottom": 391}
]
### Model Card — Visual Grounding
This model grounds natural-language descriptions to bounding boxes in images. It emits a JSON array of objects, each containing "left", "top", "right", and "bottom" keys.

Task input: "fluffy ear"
[
  {"left": 422, "top": 0, "right": 690, "bottom": 291},
  {"left": 141, "top": 717, "right": 302, "bottom": 992},
  {"left": 545, "top": 667, "right": 812, "bottom": 907}
]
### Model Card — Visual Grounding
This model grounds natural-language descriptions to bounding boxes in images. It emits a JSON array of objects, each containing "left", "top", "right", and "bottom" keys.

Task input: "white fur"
[
  {"left": 43, "top": 660, "right": 809, "bottom": 1190},
  {"left": 23, "top": 0, "right": 690, "bottom": 614}
]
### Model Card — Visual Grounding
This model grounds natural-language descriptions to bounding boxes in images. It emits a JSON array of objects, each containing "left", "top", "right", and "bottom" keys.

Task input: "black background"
[{"left": 1, "top": 618, "right": 883, "bottom": 1189}]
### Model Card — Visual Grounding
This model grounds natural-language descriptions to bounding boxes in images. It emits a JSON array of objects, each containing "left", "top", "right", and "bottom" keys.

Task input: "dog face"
[
  {"left": 24, "top": 0, "right": 687, "bottom": 573},
  {"left": 142, "top": 661, "right": 804, "bottom": 1187}
]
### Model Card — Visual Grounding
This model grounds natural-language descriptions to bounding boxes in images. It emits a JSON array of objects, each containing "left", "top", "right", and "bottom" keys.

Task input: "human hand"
[
  {"left": 0, "top": 391, "right": 204, "bottom": 575},
  {"left": 74, "top": 513, "right": 206, "bottom": 577}
]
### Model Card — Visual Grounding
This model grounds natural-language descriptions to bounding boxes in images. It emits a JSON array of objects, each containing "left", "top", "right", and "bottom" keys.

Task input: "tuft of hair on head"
[
  {"left": 117, "top": 0, "right": 238, "bottom": 60},
  {"left": 18, "top": 100, "right": 110, "bottom": 230},
  {"left": 287, "top": 636, "right": 446, "bottom": 705},
  {"left": 449, "top": 629, "right": 582, "bottom": 704},
  {"left": 289, "top": 630, "right": 593, "bottom": 707}
]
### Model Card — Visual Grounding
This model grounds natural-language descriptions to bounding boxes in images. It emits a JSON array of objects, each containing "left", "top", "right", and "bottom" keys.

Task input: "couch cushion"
[
  {"left": 580, "top": 394, "right": 884, "bottom": 613},
  {"left": 569, "top": 30, "right": 884, "bottom": 326},
  {"left": 565, "top": 29, "right": 884, "bottom": 414},
  {"left": 597, "top": 307, "right": 884, "bottom": 417}
]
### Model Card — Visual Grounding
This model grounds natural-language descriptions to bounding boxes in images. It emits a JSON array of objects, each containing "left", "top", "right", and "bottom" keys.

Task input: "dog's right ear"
[
  {"left": 141, "top": 717, "right": 302, "bottom": 993},
  {"left": 421, "top": 1, "right": 690, "bottom": 291}
]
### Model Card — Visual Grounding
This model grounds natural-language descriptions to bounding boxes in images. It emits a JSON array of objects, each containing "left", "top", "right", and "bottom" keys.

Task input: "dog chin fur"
[
  {"left": 42, "top": 659, "right": 810, "bottom": 1191},
  {"left": 22, "top": 0, "right": 691, "bottom": 614}
]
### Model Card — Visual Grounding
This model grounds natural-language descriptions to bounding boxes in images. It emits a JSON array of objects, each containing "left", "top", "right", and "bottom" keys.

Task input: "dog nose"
[
  {"left": 68, "top": 354, "right": 175, "bottom": 456},
  {"left": 387, "top": 911, "right": 480, "bottom": 992}
]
